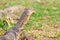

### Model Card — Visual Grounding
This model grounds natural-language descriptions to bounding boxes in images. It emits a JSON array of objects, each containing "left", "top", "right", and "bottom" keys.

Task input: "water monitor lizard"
[{"left": 0, "top": 8, "right": 35, "bottom": 40}]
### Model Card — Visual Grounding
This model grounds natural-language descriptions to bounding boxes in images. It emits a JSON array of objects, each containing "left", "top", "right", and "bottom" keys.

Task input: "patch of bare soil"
[{"left": 27, "top": 23, "right": 60, "bottom": 40}]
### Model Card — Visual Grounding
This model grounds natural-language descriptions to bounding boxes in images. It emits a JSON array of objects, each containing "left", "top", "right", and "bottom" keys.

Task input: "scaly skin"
[{"left": 0, "top": 9, "right": 35, "bottom": 40}]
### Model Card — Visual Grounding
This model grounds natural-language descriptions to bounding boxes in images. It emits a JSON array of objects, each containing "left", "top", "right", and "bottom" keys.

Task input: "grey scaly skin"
[{"left": 0, "top": 9, "right": 35, "bottom": 40}]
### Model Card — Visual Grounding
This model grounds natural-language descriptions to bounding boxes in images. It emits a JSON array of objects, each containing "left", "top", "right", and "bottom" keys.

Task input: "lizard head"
[{"left": 23, "top": 8, "right": 35, "bottom": 16}]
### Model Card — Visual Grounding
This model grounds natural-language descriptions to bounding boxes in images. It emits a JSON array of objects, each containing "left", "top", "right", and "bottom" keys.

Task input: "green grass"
[{"left": 0, "top": 0, "right": 60, "bottom": 40}]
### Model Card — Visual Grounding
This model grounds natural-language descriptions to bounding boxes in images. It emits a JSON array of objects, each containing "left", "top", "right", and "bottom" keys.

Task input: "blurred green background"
[{"left": 0, "top": 0, "right": 60, "bottom": 40}]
